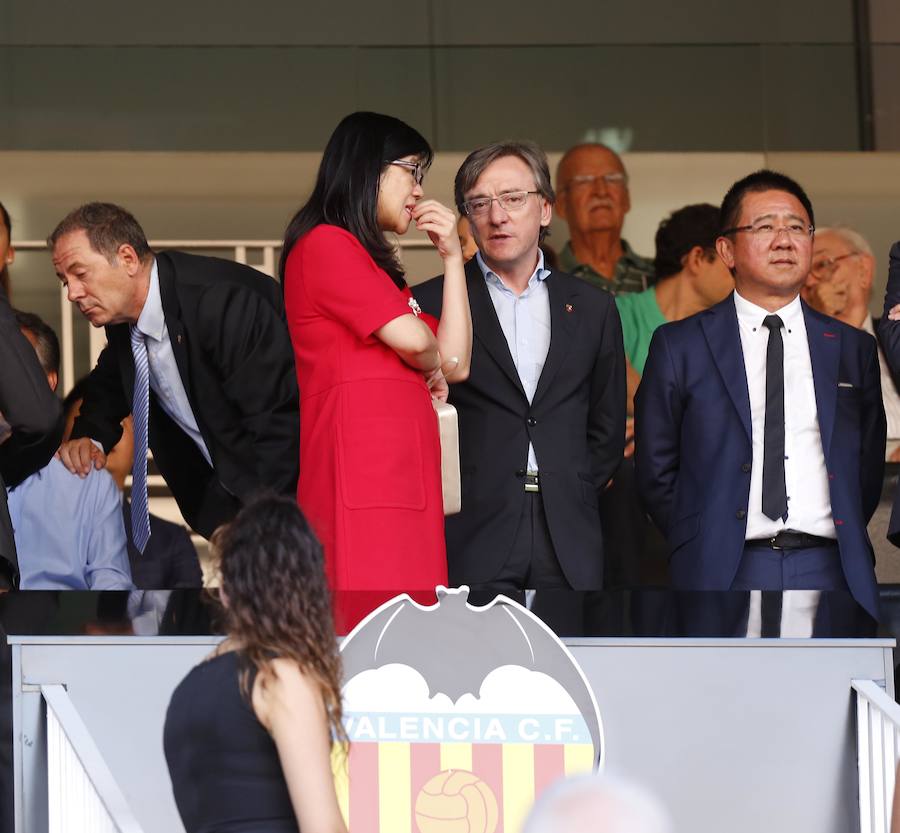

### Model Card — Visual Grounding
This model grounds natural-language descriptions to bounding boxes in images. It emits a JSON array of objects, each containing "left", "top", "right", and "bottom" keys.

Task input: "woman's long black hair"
[{"left": 279, "top": 111, "right": 433, "bottom": 289}]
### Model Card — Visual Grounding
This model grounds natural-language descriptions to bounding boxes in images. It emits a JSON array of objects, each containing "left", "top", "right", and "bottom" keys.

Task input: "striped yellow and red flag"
[{"left": 333, "top": 737, "right": 594, "bottom": 833}]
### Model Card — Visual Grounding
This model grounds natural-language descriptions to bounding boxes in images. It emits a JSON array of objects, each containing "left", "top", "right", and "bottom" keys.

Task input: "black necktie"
[{"left": 762, "top": 314, "right": 788, "bottom": 521}]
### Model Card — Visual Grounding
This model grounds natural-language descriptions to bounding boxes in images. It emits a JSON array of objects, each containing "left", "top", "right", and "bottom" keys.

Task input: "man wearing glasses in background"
[
  {"left": 635, "top": 170, "right": 885, "bottom": 622},
  {"left": 804, "top": 226, "right": 900, "bottom": 463},
  {"left": 555, "top": 143, "right": 654, "bottom": 295},
  {"left": 555, "top": 143, "right": 656, "bottom": 591},
  {"left": 414, "top": 141, "right": 625, "bottom": 596}
]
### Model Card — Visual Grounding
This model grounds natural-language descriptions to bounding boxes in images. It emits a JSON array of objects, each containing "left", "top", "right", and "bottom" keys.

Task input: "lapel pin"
[
  {"left": 824, "top": 332, "right": 836, "bottom": 339},
  {"left": 565, "top": 303, "right": 574, "bottom": 313},
  {"left": 177, "top": 333, "right": 183, "bottom": 344}
]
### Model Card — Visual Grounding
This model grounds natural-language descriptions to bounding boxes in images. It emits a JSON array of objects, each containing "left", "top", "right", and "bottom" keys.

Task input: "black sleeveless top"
[{"left": 163, "top": 651, "right": 299, "bottom": 833}]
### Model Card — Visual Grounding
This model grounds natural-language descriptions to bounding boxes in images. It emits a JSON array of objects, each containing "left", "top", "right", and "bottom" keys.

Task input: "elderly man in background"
[
  {"left": 804, "top": 226, "right": 900, "bottom": 462},
  {"left": 555, "top": 143, "right": 654, "bottom": 295},
  {"left": 522, "top": 774, "right": 672, "bottom": 833}
]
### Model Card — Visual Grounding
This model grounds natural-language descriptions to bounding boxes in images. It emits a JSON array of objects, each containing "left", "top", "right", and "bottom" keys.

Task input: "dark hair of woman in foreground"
[
  {"left": 279, "top": 110, "right": 433, "bottom": 288},
  {"left": 215, "top": 493, "right": 344, "bottom": 741},
  {"left": 164, "top": 494, "right": 347, "bottom": 833}
]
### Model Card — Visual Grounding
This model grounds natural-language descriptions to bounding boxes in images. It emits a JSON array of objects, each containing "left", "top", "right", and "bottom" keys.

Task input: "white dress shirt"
[
  {"left": 476, "top": 251, "right": 551, "bottom": 473},
  {"left": 734, "top": 291, "right": 836, "bottom": 540},
  {"left": 134, "top": 261, "right": 212, "bottom": 466}
]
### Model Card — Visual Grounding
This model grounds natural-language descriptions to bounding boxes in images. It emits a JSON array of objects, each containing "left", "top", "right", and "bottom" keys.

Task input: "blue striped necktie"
[{"left": 129, "top": 325, "right": 151, "bottom": 553}]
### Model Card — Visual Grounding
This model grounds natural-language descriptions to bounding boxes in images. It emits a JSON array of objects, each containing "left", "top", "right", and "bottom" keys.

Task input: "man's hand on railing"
[{"left": 57, "top": 437, "right": 107, "bottom": 477}]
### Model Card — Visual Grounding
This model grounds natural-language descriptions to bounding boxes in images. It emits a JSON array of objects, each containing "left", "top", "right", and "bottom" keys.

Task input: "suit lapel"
[
  {"left": 467, "top": 260, "right": 527, "bottom": 399},
  {"left": 700, "top": 296, "right": 752, "bottom": 441},
  {"left": 155, "top": 254, "right": 191, "bottom": 389},
  {"left": 533, "top": 272, "right": 577, "bottom": 406},
  {"left": 803, "top": 301, "right": 839, "bottom": 459}
]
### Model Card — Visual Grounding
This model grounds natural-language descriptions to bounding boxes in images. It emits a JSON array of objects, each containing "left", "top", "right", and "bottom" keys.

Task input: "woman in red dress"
[{"left": 279, "top": 112, "right": 471, "bottom": 593}]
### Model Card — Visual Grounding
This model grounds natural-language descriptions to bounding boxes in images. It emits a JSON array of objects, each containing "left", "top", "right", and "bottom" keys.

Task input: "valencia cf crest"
[{"left": 333, "top": 586, "right": 603, "bottom": 832}]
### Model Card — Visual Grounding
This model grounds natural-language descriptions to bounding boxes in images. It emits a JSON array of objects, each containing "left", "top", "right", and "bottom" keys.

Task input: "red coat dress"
[{"left": 284, "top": 224, "right": 447, "bottom": 591}]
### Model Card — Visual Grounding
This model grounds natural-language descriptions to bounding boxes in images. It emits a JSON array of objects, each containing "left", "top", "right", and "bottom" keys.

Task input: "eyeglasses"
[
  {"left": 721, "top": 222, "right": 814, "bottom": 242},
  {"left": 560, "top": 172, "right": 628, "bottom": 192},
  {"left": 462, "top": 191, "right": 540, "bottom": 217},
  {"left": 810, "top": 251, "right": 858, "bottom": 279},
  {"left": 390, "top": 159, "right": 425, "bottom": 185}
]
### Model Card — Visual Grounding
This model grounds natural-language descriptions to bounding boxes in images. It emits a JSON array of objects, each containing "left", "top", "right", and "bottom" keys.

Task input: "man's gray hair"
[
  {"left": 454, "top": 140, "right": 555, "bottom": 214},
  {"left": 816, "top": 224, "right": 873, "bottom": 257},
  {"left": 522, "top": 773, "right": 673, "bottom": 833}
]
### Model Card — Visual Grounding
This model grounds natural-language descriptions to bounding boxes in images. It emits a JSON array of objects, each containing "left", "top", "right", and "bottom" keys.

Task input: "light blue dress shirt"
[
  {"left": 135, "top": 261, "right": 212, "bottom": 466},
  {"left": 475, "top": 250, "right": 551, "bottom": 472},
  {"left": 7, "top": 458, "right": 134, "bottom": 590}
]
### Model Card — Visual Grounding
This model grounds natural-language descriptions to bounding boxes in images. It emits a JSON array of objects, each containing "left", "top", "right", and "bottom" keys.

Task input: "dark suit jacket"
[
  {"left": 877, "top": 241, "right": 900, "bottom": 545},
  {"left": 0, "top": 286, "right": 64, "bottom": 586},
  {"left": 635, "top": 294, "right": 885, "bottom": 620},
  {"left": 414, "top": 258, "right": 625, "bottom": 588},
  {"left": 71, "top": 251, "right": 299, "bottom": 538}
]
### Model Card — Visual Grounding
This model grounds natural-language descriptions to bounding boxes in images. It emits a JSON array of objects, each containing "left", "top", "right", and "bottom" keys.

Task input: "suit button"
[
  {"left": 515, "top": 469, "right": 526, "bottom": 477},
  {"left": 741, "top": 463, "right": 751, "bottom": 473},
  {"left": 736, "top": 509, "right": 746, "bottom": 520},
  {"left": 527, "top": 417, "right": 537, "bottom": 426}
]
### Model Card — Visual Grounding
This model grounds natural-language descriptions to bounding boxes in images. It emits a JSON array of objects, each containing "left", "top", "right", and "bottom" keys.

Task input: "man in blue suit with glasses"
[{"left": 635, "top": 170, "right": 885, "bottom": 621}]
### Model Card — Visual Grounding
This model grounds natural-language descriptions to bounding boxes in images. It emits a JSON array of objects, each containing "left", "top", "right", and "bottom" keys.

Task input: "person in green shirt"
[{"left": 617, "top": 203, "right": 734, "bottom": 377}]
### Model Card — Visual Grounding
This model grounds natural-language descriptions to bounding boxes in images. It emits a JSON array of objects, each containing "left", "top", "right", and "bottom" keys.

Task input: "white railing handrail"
[
  {"left": 16, "top": 236, "right": 433, "bottom": 395},
  {"left": 15, "top": 236, "right": 435, "bottom": 250},
  {"left": 853, "top": 679, "right": 900, "bottom": 833},
  {"left": 42, "top": 683, "right": 145, "bottom": 833}
]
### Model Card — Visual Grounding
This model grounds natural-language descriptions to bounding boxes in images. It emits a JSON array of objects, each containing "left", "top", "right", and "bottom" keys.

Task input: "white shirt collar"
[
  {"left": 135, "top": 259, "right": 164, "bottom": 342},
  {"left": 475, "top": 249, "right": 550, "bottom": 290},
  {"left": 733, "top": 289, "right": 803, "bottom": 330}
]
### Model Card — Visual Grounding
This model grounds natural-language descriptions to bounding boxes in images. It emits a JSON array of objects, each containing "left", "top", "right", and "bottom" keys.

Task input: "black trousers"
[{"left": 467, "top": 491, "right": 571, "bottom": 600}]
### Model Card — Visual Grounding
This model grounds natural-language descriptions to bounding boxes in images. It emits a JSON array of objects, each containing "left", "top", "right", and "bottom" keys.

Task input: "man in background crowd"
[
  {"left": 9, "top": 311, "right": 133, "bottom": 589},
  {"left": 522, "top": 774, "right": 672, "bottom": 833},
  {"left": 618, "top": 203, "right": 733, "bottom": 381},
  {"left": 415, "top": 140, "right": 625, "bottom": 595},
  {"left": 636, "top": 170, "right": 885, "bottom": 621},
  {"left": 63, "top": 379, "right": 202, "bottom": 588},
  {"left": 804, "top": 226, "right": 900, "bottom": 462},
  {"left": 53, "top": 202, "right": 299, "bottom": 548},
  {"left": 555, "top": 143, "right": 654, "bottom": 295},
  {"left": 0, "top": 207, "right": 63, "bottom": 588}
]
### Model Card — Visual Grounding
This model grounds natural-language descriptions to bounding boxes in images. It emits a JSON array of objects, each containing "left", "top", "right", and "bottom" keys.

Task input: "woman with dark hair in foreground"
[
  {"left": 163, "top": 495, "right": 347, "bottom": 833},
  {"left": 280, "top": 111, "right": 471, "bottom": 592}
]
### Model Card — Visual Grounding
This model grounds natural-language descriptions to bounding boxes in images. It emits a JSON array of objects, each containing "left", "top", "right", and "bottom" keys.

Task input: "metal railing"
[
  {"left": 42, "top": 683, "right": 145, "bottom": 833},
  {"left": 853, "top": 679, "right": 900, "bottom": 833},
  {"left": 17, "top": 236, "right": 433, "bottom": 394}
]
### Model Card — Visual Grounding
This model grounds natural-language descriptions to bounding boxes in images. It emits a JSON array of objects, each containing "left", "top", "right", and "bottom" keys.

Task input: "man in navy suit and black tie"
[{"left": 635, "top": 170, "right": 885, "bottom": 620}]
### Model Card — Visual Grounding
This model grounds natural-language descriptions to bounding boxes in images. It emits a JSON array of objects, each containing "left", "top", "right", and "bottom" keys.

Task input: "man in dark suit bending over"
[
  {"left": 415, "top": 141, "right": 625, "bottom": 593},
  {"left": 635, "top": 171, "right": 885, "bottom": 620},
  {"left": 55, "top": 203, "right": 299, "bottom": 546}
]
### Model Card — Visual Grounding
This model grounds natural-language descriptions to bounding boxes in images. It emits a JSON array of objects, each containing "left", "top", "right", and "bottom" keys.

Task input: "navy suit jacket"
[{"left": 635, "top": 293, "right": 885, "bottom": 620}]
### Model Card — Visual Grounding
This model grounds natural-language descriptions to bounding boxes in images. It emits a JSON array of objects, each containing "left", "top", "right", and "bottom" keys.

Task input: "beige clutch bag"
[{"left": 433, "top": 399, "right": 461, "bottom": 515}]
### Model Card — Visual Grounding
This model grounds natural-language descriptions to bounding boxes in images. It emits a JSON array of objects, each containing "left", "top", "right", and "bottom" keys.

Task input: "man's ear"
[
  {"left": 47, "top": 370, "right": 58, "bottom": 393},
  {"left": 117, "top": 243, "right": 142, "bottom": 276},
  {"left": 715, "top": 236, "right": 736, "bottom": 271},
  {"left": 5, "top": 245, "right": 14, "bottom": 266},
  {"left": 859, "top": 252, "right": 875, "bottom": 292},
  {"left": 540, "top": 196, "right": 553, "bottom": 230}
]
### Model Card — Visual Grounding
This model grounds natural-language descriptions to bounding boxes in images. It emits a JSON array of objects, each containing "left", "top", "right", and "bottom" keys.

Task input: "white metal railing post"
[
  {"left": 852, "top": 679, "right": 900, "bottom": 833},
  {"left": 42, "top": 684, "right": 145, "bottom": 833}
]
